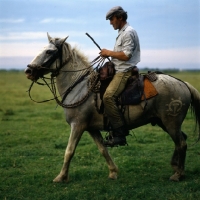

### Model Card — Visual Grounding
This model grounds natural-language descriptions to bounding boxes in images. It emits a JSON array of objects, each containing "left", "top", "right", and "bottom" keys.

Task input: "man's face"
[{"left": 109, "top": 16, "right": 122, "bottom": 30}]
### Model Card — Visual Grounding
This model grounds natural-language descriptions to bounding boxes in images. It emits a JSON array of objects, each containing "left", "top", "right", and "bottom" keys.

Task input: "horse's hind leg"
[
  {"left": 152, "top": 118, "right": 188, "bottom": 141},
  {"left": 153, "top": 117, "right": 188, "bottom": 180},
  {"left": 167, "top": 126, "right": 187, "bottom": 181},
  {"left": 88, "top": 130, "right": 118, "bottom": 180}
]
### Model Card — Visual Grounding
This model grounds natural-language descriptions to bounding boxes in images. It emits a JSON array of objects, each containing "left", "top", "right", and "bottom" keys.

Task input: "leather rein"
[{"left": 27, "top": 42, "right": 105, "bottom": 108}]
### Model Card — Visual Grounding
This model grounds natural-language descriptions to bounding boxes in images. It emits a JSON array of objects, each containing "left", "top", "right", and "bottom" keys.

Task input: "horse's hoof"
[
  {"left": 169, "top": 172, "right": 185, "bottom": 182},
  {"left": 108, "top": 173, "right": 117, "bottom": 180},
  {"left": 169, "top": 175, "right": 180, "bottom": 182},
  {"left": 53, "top": 175, "right": 69, "bottom": 183},
  {"left": 108, "top": 169, "right": 118, "bottom": 180}
]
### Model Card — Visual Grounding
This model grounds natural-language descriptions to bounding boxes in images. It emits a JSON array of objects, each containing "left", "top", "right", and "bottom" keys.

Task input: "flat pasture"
[{"left": 0, "top": 70, "right": 200, "bottom": 200}]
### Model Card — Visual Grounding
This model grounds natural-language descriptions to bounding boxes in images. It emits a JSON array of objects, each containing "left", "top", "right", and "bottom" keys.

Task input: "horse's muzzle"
[
  {"left": 25, "top": 66, "right": 33, "bottom": 74},
  {"left": 25, "top": 65, "right": 38, "bottom": 81}
]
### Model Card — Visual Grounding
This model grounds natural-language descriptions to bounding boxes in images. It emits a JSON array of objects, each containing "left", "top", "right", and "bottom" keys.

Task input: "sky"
[{"left": 0, "top": 0, "right": 200, "bottom": 70}]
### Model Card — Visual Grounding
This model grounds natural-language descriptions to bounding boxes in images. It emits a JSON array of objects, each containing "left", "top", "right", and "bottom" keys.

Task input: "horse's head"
[{"left": 25, "top": 33, "right": 68, "bottom": 81}]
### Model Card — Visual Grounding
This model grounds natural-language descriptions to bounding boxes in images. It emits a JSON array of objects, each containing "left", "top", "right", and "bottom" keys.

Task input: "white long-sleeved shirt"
[{"left": 112, "top": 23, "right": 141, "bottom": 72}]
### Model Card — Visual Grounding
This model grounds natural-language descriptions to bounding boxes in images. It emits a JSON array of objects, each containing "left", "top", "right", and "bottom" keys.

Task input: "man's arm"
[{"left": 100, "top": 49, "right": 129, "bottom": 61}]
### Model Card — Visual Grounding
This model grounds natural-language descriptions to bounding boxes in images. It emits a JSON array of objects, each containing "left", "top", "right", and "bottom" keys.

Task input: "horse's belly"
[{"left": 124, "top": 101, "right": 154, "bottom": 128}]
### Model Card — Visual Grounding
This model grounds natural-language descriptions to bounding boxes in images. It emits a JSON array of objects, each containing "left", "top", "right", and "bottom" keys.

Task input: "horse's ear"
[
  {"left": 60, "top": 36, "right": 69, "bottom": 44},
  {"left": 47, "top": 32, "right": 52, "bottom": 43}
]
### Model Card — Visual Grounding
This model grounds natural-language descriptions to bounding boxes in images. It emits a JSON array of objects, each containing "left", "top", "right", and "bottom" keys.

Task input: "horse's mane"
[{"left": 63, "top": 42, "right": 90, "bottom": 68}]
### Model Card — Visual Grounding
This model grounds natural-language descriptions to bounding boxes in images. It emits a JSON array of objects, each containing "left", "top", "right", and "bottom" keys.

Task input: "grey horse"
[{"left": 25, "top": 33, "right": 200, "bottom": 182}]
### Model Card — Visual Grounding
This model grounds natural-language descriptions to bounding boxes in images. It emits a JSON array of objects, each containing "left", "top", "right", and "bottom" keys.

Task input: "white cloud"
[
  {"left": 1, "top": 40, "right": 199, "bottom": 65},
  {"left": 0, "top": 18, "right": 25, "bottom": 23},
  {"left": 0, "top": 32, "right": 46, "bottom": 40},
  {"left": 141, "top": 48, "right": 200, "bottom": 66},
  {"left": 0, "top": 42, "right": 47, "bottom": 57},
  {"left": 0, "top": 31, "right": 100, "bottom": 41},
  {"left": 0, "top": 33, "right": 199, "bottom": 69},
  {"left": 39, "top": 18, "right": 86, "bottom": 24}
]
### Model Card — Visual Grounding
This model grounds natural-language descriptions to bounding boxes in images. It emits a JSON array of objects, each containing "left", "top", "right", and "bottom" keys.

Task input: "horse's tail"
[{"left": 185, "top": 82, "right": 200, "bottom": 140}]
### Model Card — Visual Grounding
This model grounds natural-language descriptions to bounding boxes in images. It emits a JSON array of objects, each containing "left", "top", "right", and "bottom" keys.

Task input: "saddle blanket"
[{"left": 142, "top": 77, "right": 158, "bottom": 100}]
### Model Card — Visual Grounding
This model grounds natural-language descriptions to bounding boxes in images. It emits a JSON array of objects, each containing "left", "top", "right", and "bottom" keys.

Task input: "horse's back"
[
  {"left": 153, "top": 74, "right": 191, "bottom": 108},
  {"left": 154, "top": 74, "right": 190, "bottom": 96}
]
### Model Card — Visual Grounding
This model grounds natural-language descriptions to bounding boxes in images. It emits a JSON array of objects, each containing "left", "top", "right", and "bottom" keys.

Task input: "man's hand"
[
  {"left": 100, "top": 49, "right": 129, "bottom": 61},
  {"left": 100, "top": 49, "right": 111, "bottom": 57}
]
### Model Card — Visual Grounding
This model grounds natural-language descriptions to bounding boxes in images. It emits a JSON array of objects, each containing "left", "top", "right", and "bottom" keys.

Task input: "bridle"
[
  {"left": 26, "top": 41, "right": 106, "bottom": 108},
  {"left": 26, "top": 40, "right": 68, "bottom": 77}
]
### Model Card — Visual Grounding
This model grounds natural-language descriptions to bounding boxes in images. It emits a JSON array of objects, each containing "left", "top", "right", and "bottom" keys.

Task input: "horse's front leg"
[
  {"left": 88, "top": 130, "right": 118, "bottom": 180},
  {"left": 53, "top": 123, "right": 84, "bottom": 183}
]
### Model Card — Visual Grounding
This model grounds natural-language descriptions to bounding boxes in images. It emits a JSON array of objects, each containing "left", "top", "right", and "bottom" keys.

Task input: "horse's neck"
[
  {"left": 56, "top": 44, "right": 91, "bottom": 102},
  {"left": 56, "top": 67, "right": 89, "bottom": 96}
]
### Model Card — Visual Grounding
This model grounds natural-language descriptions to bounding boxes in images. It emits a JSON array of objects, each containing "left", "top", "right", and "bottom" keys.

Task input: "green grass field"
[{"left": 0, "top": 70, "right": 200, "bottom": 200}]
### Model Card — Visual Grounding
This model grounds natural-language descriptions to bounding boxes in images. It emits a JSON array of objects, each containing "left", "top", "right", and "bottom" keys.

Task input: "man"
[{"left": 100, "top": 6, "right": 140, "bottom": 147}]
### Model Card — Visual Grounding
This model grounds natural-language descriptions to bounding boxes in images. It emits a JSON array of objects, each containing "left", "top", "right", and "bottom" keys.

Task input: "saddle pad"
[{"left": 141, "top": 78, "right": 158, "bottom": 100}]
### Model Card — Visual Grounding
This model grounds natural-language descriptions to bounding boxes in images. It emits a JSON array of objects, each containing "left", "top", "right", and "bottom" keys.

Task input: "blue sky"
[{"left": 0, "top": 0, "right": 199, "bottom": 69}]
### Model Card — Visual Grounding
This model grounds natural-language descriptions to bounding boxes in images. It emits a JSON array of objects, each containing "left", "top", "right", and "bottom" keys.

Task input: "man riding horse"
[{"left": 100, "top": 6, "right": 141, "bottom": 147}]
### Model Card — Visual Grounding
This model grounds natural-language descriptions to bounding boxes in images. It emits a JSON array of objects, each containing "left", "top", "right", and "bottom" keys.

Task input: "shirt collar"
[{"left": 118, "top": 22, "right": 129, "bottom": 35}]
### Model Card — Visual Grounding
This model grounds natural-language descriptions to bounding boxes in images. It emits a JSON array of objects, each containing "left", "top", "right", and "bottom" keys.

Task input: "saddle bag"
[
  {"left": 98, "top": 62, "right": 115, "bottom": 81},
  {"left": 98, "top": 62, "right": 115, "bottom": 100}
]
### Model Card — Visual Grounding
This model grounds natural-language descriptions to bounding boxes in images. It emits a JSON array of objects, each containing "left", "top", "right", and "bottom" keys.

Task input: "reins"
[{"left": 27, "top": 52, "right": 106, "bottom": 107}]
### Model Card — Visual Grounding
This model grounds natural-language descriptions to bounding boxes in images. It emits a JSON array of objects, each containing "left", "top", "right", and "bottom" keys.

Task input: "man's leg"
[{"left": 103, "top": 71, "right": 131, "bottom": 146}]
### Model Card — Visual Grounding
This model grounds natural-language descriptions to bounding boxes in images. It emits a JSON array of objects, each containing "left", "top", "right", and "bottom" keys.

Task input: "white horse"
[{"left": 25, "top": 33, "right": 200, "bottom": 182}]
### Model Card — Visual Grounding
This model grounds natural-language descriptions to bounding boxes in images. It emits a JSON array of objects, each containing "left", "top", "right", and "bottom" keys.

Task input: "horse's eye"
[{"left": 46, "top": 50, "right": 53, "bottom": 54}]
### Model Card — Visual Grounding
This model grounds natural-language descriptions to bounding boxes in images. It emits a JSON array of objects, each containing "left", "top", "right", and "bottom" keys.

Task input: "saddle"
[{"left": 98, "top": 62, "right": 158, "bottom": 106}]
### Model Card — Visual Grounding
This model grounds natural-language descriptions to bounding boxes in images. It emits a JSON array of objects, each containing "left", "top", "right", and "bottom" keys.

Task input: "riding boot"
[{"left": 104, "top": 126, "right": 129, "bottom": 147}]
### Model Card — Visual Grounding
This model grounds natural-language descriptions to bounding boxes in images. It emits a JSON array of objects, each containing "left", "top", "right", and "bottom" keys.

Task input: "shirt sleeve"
[{"left": 122, "top": 31, "right": 135, "bottom": 58}]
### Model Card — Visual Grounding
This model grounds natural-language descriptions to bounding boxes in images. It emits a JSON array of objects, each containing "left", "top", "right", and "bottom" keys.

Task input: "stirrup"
[{"left": 103, "top": 136, "right": 127, "bottom": 147}]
